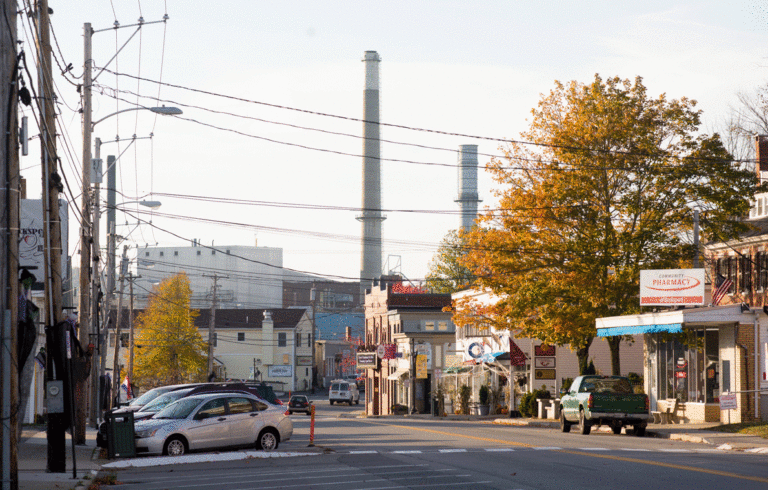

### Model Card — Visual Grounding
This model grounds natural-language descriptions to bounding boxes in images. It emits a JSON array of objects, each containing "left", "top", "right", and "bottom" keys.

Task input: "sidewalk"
[{"left": 18, "top": 426, "right": 101, "bottom": 490}]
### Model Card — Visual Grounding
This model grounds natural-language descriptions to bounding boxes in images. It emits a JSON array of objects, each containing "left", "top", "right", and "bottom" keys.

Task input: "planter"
[{"left": 478, "top": 404, "right": 490, "bottom": 416}]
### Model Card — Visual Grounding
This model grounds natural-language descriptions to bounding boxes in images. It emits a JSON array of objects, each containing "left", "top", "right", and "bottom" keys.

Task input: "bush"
[
  {"left": 458, "top": 385, "right": 471, "bottom": 414},
  {"left": 560, "top": 377, "right": 574, "bottom": 393},
  {"left": 479, "top": 385, "right": 490, "bottom": 405},
  {"left": 519, "top": 387, "right": 552, "bottom": 417}
]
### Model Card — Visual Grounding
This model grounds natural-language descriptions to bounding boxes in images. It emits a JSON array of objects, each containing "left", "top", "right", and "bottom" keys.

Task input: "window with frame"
[
  {"left": 197, "top": 398, "right": 226, "bottom": 418},
  {"left": 120, "top": 333, "right": 129, "bottom": 348},
  {"left": 227, "top": 397, "right": 254, "bottom": 414},
  {"left": 425, "top": 321, "right": 435, "bottom": 331},
  {"left": 296, "top": 332, "right": 302, "bottom": 347},
  {"left": 760, "top": 252, "right": 768, "bottom": 291},
  {"left": 213, "top": 332, "right": 217, "bottom": 347},
  {"left": 278, "top": 332, "right": 286, "bottom": 347},
  {"left": 740, "top": 254, "right": 752, "bottom": 292},
  {"left": 237, "top": 332, "right": 245, "bottom": 341},
  {"left": 438, "top": 321, "right": 448, "bottom": 331}
]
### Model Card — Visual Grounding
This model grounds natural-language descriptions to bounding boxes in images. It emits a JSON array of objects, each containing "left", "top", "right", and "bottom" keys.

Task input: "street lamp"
[{"left": 91, "top": 106, "right": 183, "bottom": 128}]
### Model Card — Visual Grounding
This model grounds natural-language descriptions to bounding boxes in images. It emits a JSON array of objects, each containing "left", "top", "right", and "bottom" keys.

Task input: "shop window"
[{"left": 652, "top": 329, "right": 719, "bottom": 404}]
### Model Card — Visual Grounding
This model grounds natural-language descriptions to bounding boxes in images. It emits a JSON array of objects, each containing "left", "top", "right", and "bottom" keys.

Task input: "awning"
[
  {"left": 596, "top": 323, "right": 682, "bottom": 337},
  {"left": 387, "top": 367, "right": 410, "bottom": 380}
]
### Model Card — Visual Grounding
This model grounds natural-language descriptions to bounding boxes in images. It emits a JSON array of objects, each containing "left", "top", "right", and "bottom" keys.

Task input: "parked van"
[{"left": 329, "top": 379, "right": 360, "bottom": 405}]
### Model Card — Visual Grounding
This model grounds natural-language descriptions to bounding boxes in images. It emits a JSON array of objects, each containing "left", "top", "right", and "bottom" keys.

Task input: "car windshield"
[
  {"left": 139, "top": 389, "right": 192, "bottom": 412},
  {"left": 154, "top": 397, "right": 201, "bottom": 420},
  {"left": 582, "top": 378, "right": 634, "bottom": 394},
  {"left": 291, "top": 396, "right": 307, "bottom": 403},
  {"left": 129, "top": 388, "right": 163, "bottom": 406}
]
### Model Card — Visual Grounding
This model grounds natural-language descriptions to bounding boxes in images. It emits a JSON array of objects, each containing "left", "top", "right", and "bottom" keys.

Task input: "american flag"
[
  {"left": 509, "top": 338, "right": 528, "bottom": 366},
  {"left": 121, "top": 375, "right": 133, "bottom": 400},
  {"left": 712, "top": 274, "right": 733, "bottom": 306}
]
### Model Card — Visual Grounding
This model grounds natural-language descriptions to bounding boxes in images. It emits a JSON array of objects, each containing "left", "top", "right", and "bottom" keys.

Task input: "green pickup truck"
[{"left": 559, "top": 375, "right": 650, "bottom": 436}]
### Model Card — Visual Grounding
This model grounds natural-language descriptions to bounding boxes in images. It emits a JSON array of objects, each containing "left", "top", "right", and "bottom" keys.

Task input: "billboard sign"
[{"left": 640, "top": 269, "right": 705, "bottom": 306}]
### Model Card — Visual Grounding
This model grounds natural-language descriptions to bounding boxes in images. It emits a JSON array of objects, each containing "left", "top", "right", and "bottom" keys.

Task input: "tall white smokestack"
[
  {"left": 455, "top": 144, "right": 481, "bottom": 230},
  {"left": 358, "top": 51, "right": 385, "bottom": 292}
]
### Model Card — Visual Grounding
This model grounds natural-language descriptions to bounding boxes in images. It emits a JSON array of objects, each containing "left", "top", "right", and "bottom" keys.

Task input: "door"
[
  {"left": 227, "top": 397, "right": 267, "bottom": 446},
  {"left": 186, "top": 397, "right": 229, "bottom": 450}
]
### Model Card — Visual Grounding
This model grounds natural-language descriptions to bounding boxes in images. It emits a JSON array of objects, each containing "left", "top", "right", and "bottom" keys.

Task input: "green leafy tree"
[
  {"left": 426, "top": 230, "right": 476, "bottom": 293},
  {"left": 460, "top": 75, "right": 759, "bottom": 374},
  {"left": 131, "top": 273, "right": 207, "bottom": 387}
]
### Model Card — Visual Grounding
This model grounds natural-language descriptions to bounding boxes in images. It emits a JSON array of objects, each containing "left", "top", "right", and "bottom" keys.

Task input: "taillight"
[
  {"left": 645, "top": 395, "right": 649, "bottom": 411},
  {"left": 588, "top": 393, "right": 594, "bottom": 409},
  {"left": 284, "top": 409, "right": 290, "bottom": 416}
]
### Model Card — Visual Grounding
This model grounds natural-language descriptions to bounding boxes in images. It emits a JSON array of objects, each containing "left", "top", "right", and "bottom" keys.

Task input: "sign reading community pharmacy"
[{"left": 639, "top": 269, "right": 705, "bottom": 306}]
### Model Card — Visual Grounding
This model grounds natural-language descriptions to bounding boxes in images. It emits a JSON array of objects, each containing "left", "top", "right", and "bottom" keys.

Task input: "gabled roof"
[
  {"left": 388, "top": 293, "right": 451, "bottom": 310},
  {"left": 195, "top": 308, "right": 307, "bottom": 329}
]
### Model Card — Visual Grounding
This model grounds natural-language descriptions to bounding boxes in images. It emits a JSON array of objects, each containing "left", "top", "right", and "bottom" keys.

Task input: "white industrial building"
[{"left": 134, "top": 241, "right": 284, "bottom": 310}]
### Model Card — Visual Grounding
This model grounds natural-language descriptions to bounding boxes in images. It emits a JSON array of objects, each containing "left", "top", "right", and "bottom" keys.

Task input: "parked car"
[
  {"left": 288, "top": 395, "right": 312, "bottom": 415},
  {"left": 98, "top": 382, "right": 277, "bottom": 448},
  {"left": 122, "top": 383, "right": 202, "bottom": 412},
  {"left": 329, "top": 380, "right": 359, "bottom": 405},
  {"left": 133, "top": 392, "right": 293, "bottom": 456},
  {"left": 559, "top": 375, "right": 650, "bottom": 436}
]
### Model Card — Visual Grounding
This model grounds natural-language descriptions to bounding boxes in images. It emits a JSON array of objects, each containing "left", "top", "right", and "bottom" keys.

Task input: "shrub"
[
  {"left": 479, "top": 385, "right": 490, "bottom": 405},
  {"left": 519, "top": 387, "right": 552, "bottom": 417},
  {"left": 458, "top": 385, "right": 471, "bottom": 414},
  {"left": 560, "top": 377, "right": 574, "bottom": 393}
]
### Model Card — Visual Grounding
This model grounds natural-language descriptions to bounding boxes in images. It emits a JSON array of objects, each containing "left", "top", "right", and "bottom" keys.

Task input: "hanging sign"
[{"left": 640, "top": 269, "right": 705, "bottom": 306}]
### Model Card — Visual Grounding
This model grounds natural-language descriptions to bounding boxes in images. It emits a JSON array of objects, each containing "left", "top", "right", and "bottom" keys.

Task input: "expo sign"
[{"left": 640, "top": 269, "right": 704, "bottom": 306}]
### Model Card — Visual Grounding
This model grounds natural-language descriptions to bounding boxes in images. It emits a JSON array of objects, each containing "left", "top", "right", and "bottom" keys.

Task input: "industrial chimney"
[
  {"left": 357, "top": 51, "right": 385, "bottom": 293},
  {"left": 455, "top": 144, "right": 481, "bottom": 230}
]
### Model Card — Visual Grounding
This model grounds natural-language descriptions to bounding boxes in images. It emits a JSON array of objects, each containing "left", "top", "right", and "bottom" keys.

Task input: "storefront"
[{"left": 596, "top": 304, "right": 767, "bottom": 423}]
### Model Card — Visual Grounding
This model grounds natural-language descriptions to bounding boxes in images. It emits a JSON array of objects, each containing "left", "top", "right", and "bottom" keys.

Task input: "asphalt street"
[{"left": 97, "top": 399, "right": 768, "bottom": 490}]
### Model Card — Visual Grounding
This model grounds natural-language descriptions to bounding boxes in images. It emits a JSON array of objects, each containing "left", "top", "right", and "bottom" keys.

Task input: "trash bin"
[
  {"left": 107, "top": 410, "right": 136, "bottom": 458},
  {"left": 432, "top": 399, "right": 440, "bottom": 416}
]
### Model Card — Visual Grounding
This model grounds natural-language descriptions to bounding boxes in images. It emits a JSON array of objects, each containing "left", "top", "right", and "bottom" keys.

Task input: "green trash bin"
[{"left": 107, "top": 411, "right": 136, "bottom": 458}]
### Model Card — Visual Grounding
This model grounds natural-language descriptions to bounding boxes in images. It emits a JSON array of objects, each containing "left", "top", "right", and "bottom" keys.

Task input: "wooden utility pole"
[
  {"left": 203, "top": 273, "right": 227, "bottom": 378},
  {"left": 1, "top": 0, "right": 20, "bottom": 486},
  {"left": 76, "top": 21, "right": 93, "bottom": 445},
  {"left": 33, "top": 0, "right": 67, "bottom": 473},
  {"left": 127, "top": 271, "right": 139, "bottom": 382},
  {"left": 110, "top": 247, "right": 128, "bottom": 410}
]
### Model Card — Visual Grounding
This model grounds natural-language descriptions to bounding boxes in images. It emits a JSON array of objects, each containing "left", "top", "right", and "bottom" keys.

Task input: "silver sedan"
[{"left": 134, "top": 392, "right": 293, "bottom": 456}]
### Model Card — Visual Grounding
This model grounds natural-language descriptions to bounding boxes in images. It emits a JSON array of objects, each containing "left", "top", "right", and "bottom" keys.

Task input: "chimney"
[{"left": 756, "top": 135, "right": 768, "bottom": 183}]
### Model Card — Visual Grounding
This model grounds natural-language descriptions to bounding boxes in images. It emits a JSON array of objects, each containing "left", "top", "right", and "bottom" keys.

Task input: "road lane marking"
[
  {"left": 349, "top": 450, "right": 378, "bottom": 454},
  {"left": 577, "top": 447, "right": 609, "bottom": 451},
  {"left": 392, "top": 450, "right": 422, "bottom": 454},
  {"left": 485, "top": 448, "right": 514, "bottom": 452},
  {"left": 439, "top": 449, "right": 467, "bottom": 453},
  {"left": 556, "top": 449, "right": 768, "bottom": 484},
  {"left": 533, "top": 447, "right": 562, "bottom": 450},
  {"left": 357, "top": 419, "right": 768, "bottom": 483}
]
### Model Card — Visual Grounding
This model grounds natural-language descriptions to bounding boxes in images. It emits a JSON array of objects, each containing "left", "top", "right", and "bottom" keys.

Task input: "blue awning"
[{"left": 596, "top": 323, "right": 682, "bottom": 337}]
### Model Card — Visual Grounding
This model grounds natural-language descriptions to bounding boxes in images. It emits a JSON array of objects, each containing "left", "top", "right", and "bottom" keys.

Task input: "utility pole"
[
  {"left": 76, "top": 21, "right": 93, "bottom": 445},
  {"left": 693, "top": 209, "right": 700, "bottom": 268},
  {"left": 127, "top": 271, "right": 139, "bottom": 382},
  {"left": 34, "top": 0, "right": 67, "bottom": 473},
  {"left": 1, "top": 0, "right": 21, "bottom": 485},
  {"left": 110, "top": 247, "right": 128, "bottom": 410},
  {"left": 203, "top": 273, "right": 227, "bottom": 378},
  {"left": 87, "top": 138, "right": 102, "bottom": 428},
  {"left": 310, "top": 285, "right": 317, "bottom": 394}
]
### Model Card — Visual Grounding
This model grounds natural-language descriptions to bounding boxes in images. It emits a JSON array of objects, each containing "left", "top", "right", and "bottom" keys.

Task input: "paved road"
[{"left": 103, "top": 399, "right": 768, "bottom": 490}]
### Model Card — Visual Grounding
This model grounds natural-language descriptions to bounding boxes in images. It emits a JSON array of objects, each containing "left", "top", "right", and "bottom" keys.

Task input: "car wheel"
[
  {"left": 560, "top": 410, "right": 571, "bottom": 433},
  {"left": 610, "top": 422, "right": 623, "bottom": 435},
  {"left": 578, "top": 409, "right": 591, "bottom": 435},
  {"left": 257, "top": 429, "right": 279, "bottom": 451},
  {"left": 355, "top": 399, "right": 360, "bottom": 405},
  {"left": 634, "top": 424, "right": 646, "bottom": 437},
  {"left": 330, "top": 400, "right": 334, "bottom": 405},
  {"left": 163, "top": 436, "right": 187, "bottom": 456}
]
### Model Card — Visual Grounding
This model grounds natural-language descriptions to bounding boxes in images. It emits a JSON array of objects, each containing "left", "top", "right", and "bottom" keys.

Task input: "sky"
[{"left": 17, "top": 1, "right": 768, "bottom": 285}]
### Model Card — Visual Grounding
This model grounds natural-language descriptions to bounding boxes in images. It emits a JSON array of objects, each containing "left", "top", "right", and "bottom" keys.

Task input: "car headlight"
[{"left": 135, "top": 428, "right": 158, "bottom": 438}]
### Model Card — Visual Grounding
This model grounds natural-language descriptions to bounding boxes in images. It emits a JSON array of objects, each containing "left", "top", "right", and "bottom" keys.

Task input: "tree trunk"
[
  {"left": 607, "top": 336, "right": 622, "bottom": 375},
  {"left": 575, "top": 336, "right": 594, "bottom": 375}
]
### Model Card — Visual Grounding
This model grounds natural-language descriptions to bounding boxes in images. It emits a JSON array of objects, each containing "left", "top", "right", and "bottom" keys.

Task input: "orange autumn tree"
[
  {"left": 132, "top": 273, "right": 207, "bottom": 387},
  {"left": 458, "top": 75, "right": 758, "bottom": 375}
]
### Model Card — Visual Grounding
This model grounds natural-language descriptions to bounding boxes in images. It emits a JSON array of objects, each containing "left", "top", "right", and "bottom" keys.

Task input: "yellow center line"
[{"left": 359, "top": 419, "right": 768, "bottom": 483}]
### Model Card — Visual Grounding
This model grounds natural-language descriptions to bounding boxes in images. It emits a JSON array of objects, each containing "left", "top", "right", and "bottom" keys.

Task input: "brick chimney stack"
[{"left": 756, "top": 135, "right": 768, "bottom": 183}]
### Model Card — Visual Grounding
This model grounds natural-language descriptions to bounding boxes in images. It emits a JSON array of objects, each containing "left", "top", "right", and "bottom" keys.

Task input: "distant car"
[
  {"left": 133, "top": 392, "right": 292, "bottom": 456},
  {"left": 288, "top": 395, "right": 312, "bottom": 415},
  {"left": 329, "top": 380, "right": 360, "bottom": 405}
]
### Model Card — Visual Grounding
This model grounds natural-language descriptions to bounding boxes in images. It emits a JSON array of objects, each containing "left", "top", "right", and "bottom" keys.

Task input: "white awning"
[{"left": 387, "top": 367, "right": 410, "bottom": 380}]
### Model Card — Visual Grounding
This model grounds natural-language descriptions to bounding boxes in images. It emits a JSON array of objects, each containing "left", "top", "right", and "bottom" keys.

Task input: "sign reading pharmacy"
[{"left": 639, "top": 269, "right": 704, "bottom": 306}]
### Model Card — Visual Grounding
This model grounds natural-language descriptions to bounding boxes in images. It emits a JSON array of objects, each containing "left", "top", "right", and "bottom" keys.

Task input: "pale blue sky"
[{"left": 19, "top": 1, "right": 768, "bottom": 283}]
